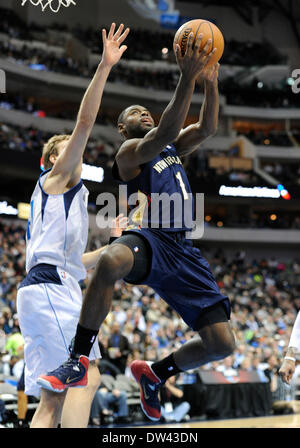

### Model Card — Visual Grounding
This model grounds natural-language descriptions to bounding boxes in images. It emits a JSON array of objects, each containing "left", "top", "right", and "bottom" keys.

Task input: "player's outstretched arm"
[
  {"left": 174, "top": 61, "right": 219, "bottom": 156},
  {"left": 45, "top": 23, "right": 129, "bottom": 193},
  {"left": 82, "top": 214, "right": 128, "bottom": 269},
  {"left": 116, "top": 33, "right": 215, "bottom": 175}
]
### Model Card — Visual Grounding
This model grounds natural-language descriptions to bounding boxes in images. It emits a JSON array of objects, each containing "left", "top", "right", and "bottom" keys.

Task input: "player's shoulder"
[
  {"left": 117, "top": 138, "right": 142, "bottom": 155},
  {"left": 115, "top": 138, "right": 142, "bottom": 169}
]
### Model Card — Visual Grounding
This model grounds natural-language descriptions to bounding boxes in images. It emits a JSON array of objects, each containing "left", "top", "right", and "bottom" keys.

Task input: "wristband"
[
  {"left": 284, "top": 356, "right": 296, "bottom": 362},
  {"left": 109, "top": 236, "right": 118, "bottom": 244}
]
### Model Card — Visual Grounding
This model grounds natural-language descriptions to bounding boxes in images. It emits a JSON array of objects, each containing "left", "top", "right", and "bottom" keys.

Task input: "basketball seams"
[
  {"left": 193, "top": 22, "right": 202, "bottom": 47},
  {"left": 198, "top": 22, "right": 214, "bottom": 54},
  {"left": 206, "top": 22, "right": 215, "bottom": 54}
]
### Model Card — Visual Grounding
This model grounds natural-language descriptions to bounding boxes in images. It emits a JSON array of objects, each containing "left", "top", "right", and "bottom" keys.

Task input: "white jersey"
[{"left": 26, "top": 169, "right": 89, "bottom": 281}]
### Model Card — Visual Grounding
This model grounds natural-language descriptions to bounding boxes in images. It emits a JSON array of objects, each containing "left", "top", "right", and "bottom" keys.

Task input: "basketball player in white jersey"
[{"left": 16, "top": 23, "right": 129, "bottom": 428}]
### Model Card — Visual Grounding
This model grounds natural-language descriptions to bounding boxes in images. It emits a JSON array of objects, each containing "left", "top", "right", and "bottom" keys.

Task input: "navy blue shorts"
[{"left": 114, "top": 228, "right": 230, "bottom": 331}]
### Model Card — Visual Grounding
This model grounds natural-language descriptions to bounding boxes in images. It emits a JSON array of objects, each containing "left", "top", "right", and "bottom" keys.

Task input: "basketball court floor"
[{"left": 136, "top": 412, "right": 300, "bottom": 428}]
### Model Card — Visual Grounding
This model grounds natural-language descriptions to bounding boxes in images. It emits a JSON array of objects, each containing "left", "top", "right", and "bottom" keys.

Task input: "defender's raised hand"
[
  {"left": 102, "top": 23, "right": 130, "bottom": 67},
  {"left": 175, "top": 33, "right": 217, "bottom": 81}
]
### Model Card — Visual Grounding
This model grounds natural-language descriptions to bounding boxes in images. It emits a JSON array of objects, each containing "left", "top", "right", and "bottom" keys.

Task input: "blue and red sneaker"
[
  {"left": 130, "top": 360, "right": 162, "bottom": 421},
  {"left": 37, "top": 355, "right": 89, "bottom": 393}
]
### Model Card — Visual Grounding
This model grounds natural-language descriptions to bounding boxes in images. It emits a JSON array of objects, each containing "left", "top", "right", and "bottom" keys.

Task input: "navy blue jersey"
[{"left": 113, "top": 144, "right": 194, "bottom": 232}]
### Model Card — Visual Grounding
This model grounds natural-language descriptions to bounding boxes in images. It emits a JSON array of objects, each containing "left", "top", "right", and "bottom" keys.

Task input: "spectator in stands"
[
  {"left": 263, "top": 354, "right": 282, "bottom": 402},
  {"left": 4, "top": 327, "right": 24, "bottom": 358},
  {"left": 107, "top": 322, "right": 131, "bottom": 374},
  {"left": 0, "top": 275, "right": 10, "bottom": 299},
  {"left": 97, "top": 334, "right": 121, "bottom": 378},
  {"left": 251, "top": 355, "right": 269, "bottom": 382},
  {"left": 160, "top": 375, "right": 190, "bottom": 423},
  {"left": 1, "top": 308, "right": 13, "bottom": 335},
  {"left": 90, "top": 380, "right": 130, "bottom": 425},
  {"left": 233, "top": 343, "right": 247, "bottom": 368},
  {"left": 216, "top": 355, "right": 238, "bottom": 377},
  {"left": 130, "top": 331, "right": 144, "bottom": 354},
  {"left": 0, "top": 398, "right": 8, "bottom": 426}
]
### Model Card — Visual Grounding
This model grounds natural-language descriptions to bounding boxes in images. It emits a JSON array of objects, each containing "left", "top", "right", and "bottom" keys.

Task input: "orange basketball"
[{"left": 173, "top": 19, "right": 224, "bottom": 66}]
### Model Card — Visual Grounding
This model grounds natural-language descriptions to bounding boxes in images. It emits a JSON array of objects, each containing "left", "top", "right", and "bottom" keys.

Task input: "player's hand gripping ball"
[{"left": 174, "top": 19, "right": 224, "bottom": 66}]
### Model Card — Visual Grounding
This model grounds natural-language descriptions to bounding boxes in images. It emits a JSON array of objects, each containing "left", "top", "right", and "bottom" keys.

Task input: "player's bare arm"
[
  {"left": 174, "top": 59, "right": 220, "bottom": 156},
  {"left": 279, "top": 310, "right": 300, "bottom": 384},
  {"left": 43, "top": 23, "right": 129, "bottom": 194},
  {"left": 279, "top": 346, "right": 297, "bottom": 384},
  {"left": 116, "top": 33, "right": 215, "bottom": 182},
  {"left": 82, "top": 214, "right": 128, "bottom": 269}
]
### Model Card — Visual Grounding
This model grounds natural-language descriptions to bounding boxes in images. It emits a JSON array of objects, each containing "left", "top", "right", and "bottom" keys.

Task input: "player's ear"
[
  {"left": 49, "top": 153, "right": 57, "bottom": 165},
  {"left": 118, "top": 123, "right": 127, "bottom": 138}
]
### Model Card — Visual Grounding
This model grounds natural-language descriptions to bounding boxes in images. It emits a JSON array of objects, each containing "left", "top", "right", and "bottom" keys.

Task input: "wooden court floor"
[{"left": 138, "top": 412, "right": 300, "bottom": 428}]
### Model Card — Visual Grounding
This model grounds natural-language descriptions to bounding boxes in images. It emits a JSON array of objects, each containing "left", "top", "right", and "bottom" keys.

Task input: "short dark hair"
[
  {"left": 117, "top": 105, "right": 145, "bottom": 125},
  {"left": 117, "top": 109, "right": 127, "bottom": 125}
]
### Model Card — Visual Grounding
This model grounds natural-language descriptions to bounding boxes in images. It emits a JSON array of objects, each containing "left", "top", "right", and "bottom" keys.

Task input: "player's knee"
[
  {"left": 87, "top": 362, "right": 101, "bottom": 393},
  {"left": 202, "top": 329, "right": 235, "bottom": 361},
  {"left": 39, "top": 389, "right": 65, "bottom": 416},
  {"left": 96, "top": 246, "right": 133, "bottom": 283},
  {"left": 213, "top": 334, "right": 236, "bottom": 360}
]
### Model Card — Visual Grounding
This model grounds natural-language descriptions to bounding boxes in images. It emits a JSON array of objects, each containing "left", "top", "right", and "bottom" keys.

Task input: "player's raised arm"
[
  {"left": 173, "top": 59, "right": 219, "bottom": 156},
  {"left": 116, "top": 33, "right": 215, "bottom": 176},
  {"left": 45, "top": 23, "right": 129, "bottom": 193}
]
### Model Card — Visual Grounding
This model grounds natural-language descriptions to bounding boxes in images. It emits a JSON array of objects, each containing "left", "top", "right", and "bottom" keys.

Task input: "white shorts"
[{"left": 17, "top": 266, "right": 101, "bottom": 397}]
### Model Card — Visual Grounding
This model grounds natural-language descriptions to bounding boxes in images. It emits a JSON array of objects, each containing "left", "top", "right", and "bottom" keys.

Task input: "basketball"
[{"left": 173, "top": 19, "right": 224, "bottom": 66}]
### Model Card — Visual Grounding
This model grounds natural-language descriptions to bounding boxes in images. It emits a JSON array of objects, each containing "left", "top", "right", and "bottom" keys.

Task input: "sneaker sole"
[
  {"left": 37, "top": 377, "right": 86, "bottom": 393},
  {"left": 140, "top": 394, "right": 160, "bottom": 422},
  {"left": 130, "top": 367, "right": 160, "bottom": 422}
]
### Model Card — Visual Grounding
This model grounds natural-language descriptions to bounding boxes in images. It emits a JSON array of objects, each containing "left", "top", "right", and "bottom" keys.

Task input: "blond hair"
[{"left": 42, "top": 134, "right": 71, "bottom": 170}]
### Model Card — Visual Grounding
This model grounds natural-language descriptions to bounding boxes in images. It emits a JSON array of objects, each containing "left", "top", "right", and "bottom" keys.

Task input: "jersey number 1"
[{"left": 175, "top": 171, "right": 189, "bottom": 200}]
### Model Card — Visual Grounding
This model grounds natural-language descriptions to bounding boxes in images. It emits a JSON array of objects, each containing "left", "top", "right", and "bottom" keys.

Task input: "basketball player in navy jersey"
[{"left": 39, "top": 33, "right": 236, "bottom": 422}]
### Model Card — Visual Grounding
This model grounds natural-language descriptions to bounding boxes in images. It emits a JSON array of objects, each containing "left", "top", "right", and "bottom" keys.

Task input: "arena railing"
[
  {"left": 0, "top": 107, "right": 119, "bottom": 141},
  {"left": 2, "top": 55, "right": 298, "bottom": 120}
]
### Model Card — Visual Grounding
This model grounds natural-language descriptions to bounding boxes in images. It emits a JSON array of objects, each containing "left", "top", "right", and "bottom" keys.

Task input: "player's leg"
[
  {"left": 173, "top": 310, "right": 236, "bottom": 371},
  {"left": 77, "top": 243, "right": 134, "bottom": 333},
  {"left": 131, "top": 302, "right": 235, "bottom": 421},
  {"left": 17, "top": 284, "right": 68, "bottom": 427},
  {"left": 30, "top": 389, "right": 67, "bottom": 428},
  {"left": 61, "top": 361, "right": 101, "bottom": 428},
  {"left": 38, "top": 233, "right": 151, "bottom": 391}
]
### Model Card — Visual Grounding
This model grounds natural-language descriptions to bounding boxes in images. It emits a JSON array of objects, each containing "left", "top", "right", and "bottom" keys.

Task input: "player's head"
[
  {"left": 42, "top": 134, "right": 71, "bottom": 170},
  {"left": 117, "top": 105, "right": 155, "bottom": 139}
]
